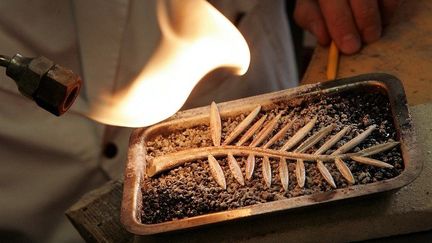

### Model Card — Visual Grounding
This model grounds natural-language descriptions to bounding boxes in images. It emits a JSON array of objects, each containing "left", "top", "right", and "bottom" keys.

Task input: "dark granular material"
[{"left": 141, "top": 91, "right": 403, "bottom": 224}]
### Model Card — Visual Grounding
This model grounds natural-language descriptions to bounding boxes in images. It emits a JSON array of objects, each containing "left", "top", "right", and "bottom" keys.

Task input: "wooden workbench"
[
  {"left": 302, "top": 0, "right": 432, "bottom": 105},
  {"left": 66, "top": 1, "right": 432, "bottom": 242}
]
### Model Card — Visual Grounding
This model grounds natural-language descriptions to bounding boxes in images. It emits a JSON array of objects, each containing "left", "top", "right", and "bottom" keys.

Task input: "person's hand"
[{"left": 294, "top": 0, "right": 400, "bottom": 54}]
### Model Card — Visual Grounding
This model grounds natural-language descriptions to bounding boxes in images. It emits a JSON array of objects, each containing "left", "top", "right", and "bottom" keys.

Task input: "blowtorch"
[{"left": 0, "top": 53, "right": 82, "bottom": 116}]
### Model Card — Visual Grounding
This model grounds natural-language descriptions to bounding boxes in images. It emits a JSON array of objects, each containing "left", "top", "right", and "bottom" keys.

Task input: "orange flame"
[{"left": 89, "top": 0, "right": 250, "bottom": 127}]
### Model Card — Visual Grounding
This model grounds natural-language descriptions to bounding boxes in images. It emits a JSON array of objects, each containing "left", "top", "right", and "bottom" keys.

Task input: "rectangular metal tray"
[{"left": 121, "top": 73, "right": 421, "bottom": 235}]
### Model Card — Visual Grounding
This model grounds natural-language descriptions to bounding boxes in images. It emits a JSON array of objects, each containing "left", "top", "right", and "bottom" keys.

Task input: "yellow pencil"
[{"left": 326, "top": 41, "right": 339, "bottom": 80}]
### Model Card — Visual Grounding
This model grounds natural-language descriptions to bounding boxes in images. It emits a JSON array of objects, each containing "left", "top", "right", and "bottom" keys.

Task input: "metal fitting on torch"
[{"left": 0, "top": 54, "right": 82, "bottom": 116}]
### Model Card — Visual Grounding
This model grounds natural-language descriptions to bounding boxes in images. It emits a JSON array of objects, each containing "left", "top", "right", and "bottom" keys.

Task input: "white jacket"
[{"left": 0, "top": 0, "right": 297, "bottom": 242}]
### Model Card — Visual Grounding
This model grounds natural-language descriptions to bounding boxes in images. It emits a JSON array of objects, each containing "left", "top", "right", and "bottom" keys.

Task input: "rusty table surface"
[{"left": 67, "top": 1, "right": 432, "bottom": 242}]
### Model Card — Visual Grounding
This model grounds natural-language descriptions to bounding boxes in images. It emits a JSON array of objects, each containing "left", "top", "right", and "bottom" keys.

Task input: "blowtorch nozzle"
[{"left": 0, "top": 54, "right": 82, "bottom": 116}]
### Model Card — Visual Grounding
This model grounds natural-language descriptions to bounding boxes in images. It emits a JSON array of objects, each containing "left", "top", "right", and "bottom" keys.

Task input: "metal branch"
[
  {"left": 223, "top": 106, "right": 261, "bottom": 145},
  {"left": 317, "top": 160, "right": 336, "bottom": 188},
  {"left": 245, "top": 154, "right": 255, "bottom": 180},
  {"left": 148, "top": 146, "right": 341, "bottom": 177},
  {"left": 236, "top": 115, "right": 267, "bottom": 146},
  {"left": 210, "top": 102, "right": 222, "bottom": 146},
  {"left": 227, "top": 153, "right": 245, "bottom": 185},
  {"left": 280, "top": 116, "right": 317, "bottom": 151},
  {"left": 249, "top": 112, "right": 282, "bottom": 147},
  {"left": 335, "top": 157, "right": 355, "bottom": 184},
  {"left": 314, "top": 126, "right": 350, "bottom": 155},
  {"left": 262, "top": 156, "right": 272, "bottom": 188},
  {"left": 295, "top": 159, "right": 305, "bottom": 187},
  {"left": 332, "top": 125, "right": 377, "bottom": 155},
  {"left": 147, "top": 141, "right": 399, "bottom": 177},
  {"left": 263, "top": 117, "right": 297, "bottom": 149},
  {"left": 207, "top": 154, "right": 226, "bottom": 189},
  {"left": 295, "top": 124, "right": 336, "bottom": 152},
  {"left": 279, "top": 157, "right": 289, "bottom": 191}
]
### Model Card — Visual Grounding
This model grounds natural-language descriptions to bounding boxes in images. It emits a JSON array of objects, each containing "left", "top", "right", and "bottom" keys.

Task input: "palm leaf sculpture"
[{"left": 147, "top": 102, "right": 399, "bottom": 190}]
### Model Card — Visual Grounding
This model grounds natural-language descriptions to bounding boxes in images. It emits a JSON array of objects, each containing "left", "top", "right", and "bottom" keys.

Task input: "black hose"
[{"left": 0, "top": 55, "right": 11, "bottom": 67}]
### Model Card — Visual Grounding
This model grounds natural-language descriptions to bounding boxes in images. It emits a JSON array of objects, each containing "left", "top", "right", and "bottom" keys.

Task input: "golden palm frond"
[{"left": 147, "top": 102, "right": 398, "bottom": 190}]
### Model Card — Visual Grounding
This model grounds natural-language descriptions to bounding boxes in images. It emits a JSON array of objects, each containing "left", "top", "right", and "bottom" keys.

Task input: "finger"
[
  {"left": 293, "top": 0, "right": 330, "bottom": 45},
  {"left": 318, "top": 0, "right": 361, "bottom": 54},
  {"left": 379, "top": 0, "right": 401, "bottom": 25},
  {"left": 349, "top": 0, "right": 382, "bottom": 44}
]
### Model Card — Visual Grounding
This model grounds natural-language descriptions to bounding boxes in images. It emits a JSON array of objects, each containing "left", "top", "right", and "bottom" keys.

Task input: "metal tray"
[{"left": 121, "top": 73, "right": 421, "bottom": 235}]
